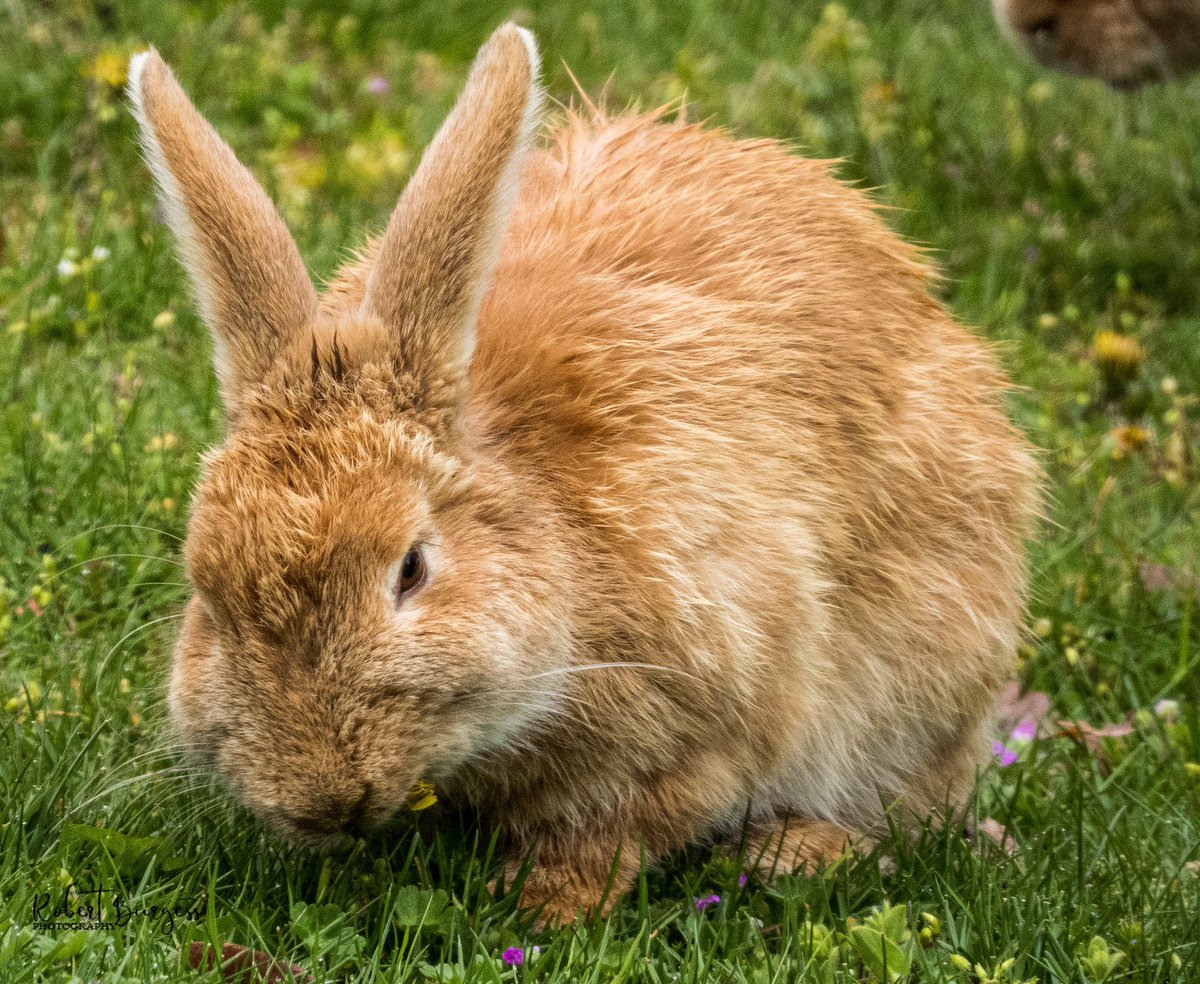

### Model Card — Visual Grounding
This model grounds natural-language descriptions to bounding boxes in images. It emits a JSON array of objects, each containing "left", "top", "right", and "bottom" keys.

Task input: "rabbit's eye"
[
  {"left": 1027, "top": 17, "right": 1057, "bottom": 50},
  {"left": 398, "top": 544, "right": 427, "bottom": 600},
  {"left": 395, "top": 547, "right": 427, "bottom": 602}
]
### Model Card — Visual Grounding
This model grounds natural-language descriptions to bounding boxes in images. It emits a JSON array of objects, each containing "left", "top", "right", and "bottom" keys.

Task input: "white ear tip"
[
  {"left": 127, "top": 50, "right": 153, "bottom": 102},
  {"left": 513, "top": 26, "right": 541, "bottom": 75}
]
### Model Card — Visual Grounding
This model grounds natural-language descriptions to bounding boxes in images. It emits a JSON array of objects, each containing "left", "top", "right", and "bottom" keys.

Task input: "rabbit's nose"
[{"left": 289, "top": 782, "right": 372, "bottom": 838}]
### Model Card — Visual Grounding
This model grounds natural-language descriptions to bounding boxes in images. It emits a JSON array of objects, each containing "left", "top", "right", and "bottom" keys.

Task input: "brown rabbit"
[
  {"left": 130, "top": 24, "right": 1038, "bottom": 923},
  {"left": 994, "top": 0, "right": 1200, "bottom": 87}
]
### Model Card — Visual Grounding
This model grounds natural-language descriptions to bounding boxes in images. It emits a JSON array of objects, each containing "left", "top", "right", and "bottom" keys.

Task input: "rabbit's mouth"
[
  {"left": 269, "top": 779, "right": 437, "bottom": 848},
  {"left": 256, "top": 783, "right": 412, "bottom": 850}
]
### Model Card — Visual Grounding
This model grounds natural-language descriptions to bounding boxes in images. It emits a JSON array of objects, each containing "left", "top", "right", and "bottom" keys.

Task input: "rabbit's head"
[
  {"left": 993, "top": 0, "right": 1200, "bottom": 87},
  {"left": 130, "top": 26, "right": 563, "bottom": 843}
]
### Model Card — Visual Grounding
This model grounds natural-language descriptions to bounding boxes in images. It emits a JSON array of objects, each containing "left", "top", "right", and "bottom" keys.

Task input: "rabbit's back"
[{"left": 459, "top": 111, "right": 1040, "bottom": 822}]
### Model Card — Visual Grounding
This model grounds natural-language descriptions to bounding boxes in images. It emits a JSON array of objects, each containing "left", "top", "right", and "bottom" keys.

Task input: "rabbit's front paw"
[
  {"left": 497, "top": 837, "right": 641, "bottom": 926},
  {"left": 741, "top": 816, "right": 867, "bottom": 879}
]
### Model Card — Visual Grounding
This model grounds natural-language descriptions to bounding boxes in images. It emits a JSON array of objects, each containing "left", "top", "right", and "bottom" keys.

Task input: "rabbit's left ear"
[
  {"left": 362, "top": 24, "right": 543, "bottom": 390},
  {"left": 128, "top": 50, "right": 319, "bottom": 418}
]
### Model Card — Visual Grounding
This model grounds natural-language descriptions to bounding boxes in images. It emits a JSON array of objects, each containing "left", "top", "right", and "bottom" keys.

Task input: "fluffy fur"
[
  {"left": 994, "top": 0, "right": 1200, "bottom": 87},
  {"left": 131, "top": 25, "right": 1039, "bottom": 922}
]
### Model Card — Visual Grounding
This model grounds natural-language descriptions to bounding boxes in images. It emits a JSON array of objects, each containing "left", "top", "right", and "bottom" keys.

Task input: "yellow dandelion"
[
  {"left": 1093, "top": 330, "right": 1144, "bottom": 387},
  {"left": 88, "top": 50, "right": 128, "bottom": 90},
  {"left": 406, "top": 779, "right": 438, "bottom": 811},
  {"left": 1110, "top": 425, "right": 1150, "bottom": 460}
]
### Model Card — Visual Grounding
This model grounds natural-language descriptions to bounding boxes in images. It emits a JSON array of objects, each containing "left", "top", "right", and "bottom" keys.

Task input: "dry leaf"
[
  {"left": 1055, "top": 715, "right": 1136, "bottom": 773},
  {"left": 1139, "top": 561, "right": 1199, "bottom": 598},
  {"left": 1056, "top": 716, "right": 1135, "bottom": 752},
  {"left": 974, "top": 817, "right": 1018, "bottom": 855},
  {"left": 185, "top": 942, "right": 312, "bottom": 984}
]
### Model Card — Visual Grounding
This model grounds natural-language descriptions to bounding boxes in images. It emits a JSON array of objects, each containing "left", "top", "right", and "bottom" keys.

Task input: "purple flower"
[
  {"left": 695, "top": 894, "right": 721, "bottom": 912},
  {"left": 992, "top": 739, "right": 1019, "bottom": 767},
  {"left": 1011, "top": 718, "right": 1037, "bottom": 743},
  {"left": 366, "top": 75, "right": 391, "bottom": 95},
  {"left": 738, "top": 872, "right": 748, "bottom": 888},
  {"left": 501, "top": 947, "right": 524, "bottom": 967}
]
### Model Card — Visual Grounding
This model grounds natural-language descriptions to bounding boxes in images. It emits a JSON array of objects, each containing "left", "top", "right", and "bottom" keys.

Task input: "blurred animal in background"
[{"left": 993, "top": 0, "right": 1200, "bottom": 87}]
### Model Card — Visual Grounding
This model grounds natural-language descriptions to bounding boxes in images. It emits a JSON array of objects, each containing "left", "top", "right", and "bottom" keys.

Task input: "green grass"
[{"left": 2, "top": 0, "right": 1199, "bottom": 980}]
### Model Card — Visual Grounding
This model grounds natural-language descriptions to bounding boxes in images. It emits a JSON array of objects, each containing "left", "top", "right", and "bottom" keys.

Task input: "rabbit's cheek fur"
[
  {"left": 168, "top": 437, "right": 575, "bottom": 838},
  {"left": 166, "top": 596, "right": 228, "bottom": 766}
]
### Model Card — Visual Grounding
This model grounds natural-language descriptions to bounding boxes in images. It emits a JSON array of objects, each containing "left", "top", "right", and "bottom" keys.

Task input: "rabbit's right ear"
[
  {"left": 128, "top": 50, "right": 318, "bottom": 418},
  {"left": 362, "top": 24, "right": 542, "bottom": 395}
]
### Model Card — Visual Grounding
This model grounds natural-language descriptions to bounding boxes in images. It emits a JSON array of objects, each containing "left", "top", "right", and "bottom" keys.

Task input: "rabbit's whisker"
[
  {"left": 70, "top": 764, "right": 200, "bottom": 815},
  {"left": 94, "top": 613, "right": 185, "bottom": 684}
]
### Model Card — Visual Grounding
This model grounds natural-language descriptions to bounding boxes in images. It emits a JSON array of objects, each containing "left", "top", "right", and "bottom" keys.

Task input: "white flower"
[
  {"left": 1155, "top": 699, "right": 1179, "bottom": 722},
  {"left": 91, "top": 245, "right": 111, "bottom": 262},
  {"left": 56, "top": 258, "right": 79, "bottom": 279}
]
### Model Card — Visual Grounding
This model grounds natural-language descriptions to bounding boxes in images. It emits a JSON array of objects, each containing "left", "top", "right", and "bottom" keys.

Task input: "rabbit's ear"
[
  {"left": 362, "top": 23, "right": 542, "bottom": 387},
  {"left": 128, "top": 50, "right": 318, "bottom": 416}
]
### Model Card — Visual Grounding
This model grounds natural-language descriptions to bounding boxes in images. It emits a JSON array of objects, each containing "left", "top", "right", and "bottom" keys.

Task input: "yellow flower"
[
  {"left": 1110, "top": 425, "right": 1150, "bottom": 460},
  {"left": 6, "top": 681, "right": 43, "bottom": 719},
  {"left": 270, "top": 148, "right": 328, "bottom": 212},
  {"left": 1028, "top": 80, "right": 1053, "bottom": 103},
  {"left": 1093, "top": 331, "right": 1144, "bottom": 383},
  {"left": 344, "top": 132, "right": 410, "bottom": 193},
  {"left": 88, "top": 50, "right": 128, "bottom": 90},
  {"left": 406, "top": 779, "right": 438, "bottom": 811}
]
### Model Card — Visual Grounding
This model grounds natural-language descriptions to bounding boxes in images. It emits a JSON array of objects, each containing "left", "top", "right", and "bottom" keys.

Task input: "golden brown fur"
[
  {"left": 994, "top": 0, "right": 1200, "bottom": 86},
  {"left": 130, "top": 25, "right": 1039, "bottom": 923}
]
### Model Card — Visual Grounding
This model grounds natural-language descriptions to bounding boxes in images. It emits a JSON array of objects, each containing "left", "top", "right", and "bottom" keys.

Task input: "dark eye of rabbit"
[
  {"left": 1027, "top": 16, "right": 1057, "bottom": 49},
  {"left": 396, "top": 547, "right": 426, "bottom": 602}
]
